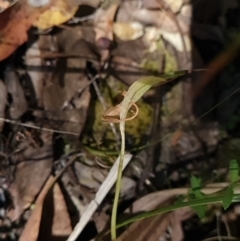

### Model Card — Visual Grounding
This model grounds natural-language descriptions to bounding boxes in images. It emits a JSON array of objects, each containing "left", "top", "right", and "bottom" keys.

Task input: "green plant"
[
  {"left": 102, "top": 69, "right": 240, "bottom": 239},
  {"left": 117, "top": 159, "right": 240, "bottom": 230},
  {"left": 101, "top": 71, "right": 185, "bottom": 240}
]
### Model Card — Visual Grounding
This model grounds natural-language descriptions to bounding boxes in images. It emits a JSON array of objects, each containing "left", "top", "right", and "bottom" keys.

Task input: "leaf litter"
[{"left": 0, "top": 0, "right": 240, "bottom": 241}]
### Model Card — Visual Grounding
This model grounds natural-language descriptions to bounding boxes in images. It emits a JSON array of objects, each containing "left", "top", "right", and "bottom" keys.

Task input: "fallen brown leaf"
[
  {"left": 0, "top": 0, "right": 42, "bottom": 61},
  {"left": 19, "top": 156, "right": 78, "bottom": 241},
  {"left": 116, "top": 212, "right": 172, "bottom": 241},
  {"left": 0, "top": 0, "right": 78, "bottom": 61},
  {"left": 116, "top": 195, "right": 176, "bottom": 241},
  {"left": 8, "top": 131, "right": 53, "bottom": 221},
  {"left": 51, "top": 183, "right": 72, "bottom": 236},
  {"left": 38, "top": 182, "right": 72, "bottom": 240},
  {"left": 19, "top": 175, "right": 55, "bottom": 241},
  {"left": 170, "top": 208, "right": 194, "bottom": 241},
  {"left": 33, "top": 0, "right": 78, "bottom": 30},
  {"left": 116, "top": 194, "right": 194, "bottom": 241}
]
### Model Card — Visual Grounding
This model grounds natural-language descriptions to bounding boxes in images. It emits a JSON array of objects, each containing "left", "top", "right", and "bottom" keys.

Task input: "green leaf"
[
  {"left": 193, "top": 206, "right": 206, "bottom": 219},
  {"left": 190, "top": 175, "right": 201, "bottom": 189},
  {"left": 111, "top": 72, "right": 183, "bottom": 240},
  {"left": 189, "top": 176, "right": 206, "bottom": 218},
  {"left": 222, "top": 186, "right": 234, "bottom": 210},
  {"left": 120, "top": 73, "right": 183, "bottom": 120},
  {"left": 229, "top": 159, "right": 239, "bottom": 183},
  {"left": 190, "top": 175, "right": 204, "bottom": 198},
  {"left": 117, "top": 193, "right": 230, "bottom": 229}
]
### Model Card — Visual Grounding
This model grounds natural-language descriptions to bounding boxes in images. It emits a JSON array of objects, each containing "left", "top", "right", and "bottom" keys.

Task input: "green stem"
[
  {"left": 117, "top": 193, "right": 239, "bottom": 229},
  {"left": 111, "top": 121, "right": 125, "bottom": 240}
]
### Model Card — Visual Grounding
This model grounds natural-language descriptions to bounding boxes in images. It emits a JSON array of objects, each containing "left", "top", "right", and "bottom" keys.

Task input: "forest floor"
[{"left": 1, "top": 0, "right": 240, "bottom": 240}]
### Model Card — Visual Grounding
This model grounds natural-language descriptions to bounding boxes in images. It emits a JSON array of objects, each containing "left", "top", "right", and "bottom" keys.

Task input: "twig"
[{"left": 0, "top": 117, "right": 80, "bottom": 136}]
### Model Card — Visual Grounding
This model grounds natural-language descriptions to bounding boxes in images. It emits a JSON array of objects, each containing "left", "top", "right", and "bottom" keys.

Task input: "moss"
[
  {"left": 125, "top": 99, "right": 153, "bottom": 144},
  {"left": 141, "top": 59, "right": 161, "bottom": 73},
  {"left": 156, "top": 39, "right": 178, "bottom": 73}
]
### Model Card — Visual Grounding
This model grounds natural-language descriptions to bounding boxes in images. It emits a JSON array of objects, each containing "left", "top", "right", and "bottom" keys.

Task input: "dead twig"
[{"left": 0, "top": 117, "right": 80, "bottom": 136}]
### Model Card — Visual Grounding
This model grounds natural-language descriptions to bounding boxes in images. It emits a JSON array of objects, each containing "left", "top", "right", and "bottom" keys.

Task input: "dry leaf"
[
  {"left": 52, "top": 183, "right": 72, "bottom": 236},
  {"left": 0, "top": 1, "right": 43, "bottom": 61},
  {"left": 0, "top": 0, "right": 77, "bottom": 60},
  {"left": 8, "top": 131, "right": 53, "bottom": 221},
  {"left": 93, "top": 3, "right": 119, "bottom": 41},
  {"left": 116, "top": 195, "right": 176, "bottom": 241},
  {"left": 19, "top": 175, "right": 55, "bottom": 241},
  {"left": 19, "top": 156, "right": 78, "bottom": 241},
  {"left": 117, "top": 212, "right": 172, "bottom": 241},
  {"left": 117, "top": 193, "right": 194, "bottom": 241},
  {"left": 38, "top": 182, "right": 72, "bottom": 240},
  {"left": 113, "top": 22, "right": 144, "bottom": 41},
  {"left": 170, "top": 208, "right": 194, "bottom": 241},
  {"left": 33, "top": 0, "right": 78, "bottom": 30}
]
